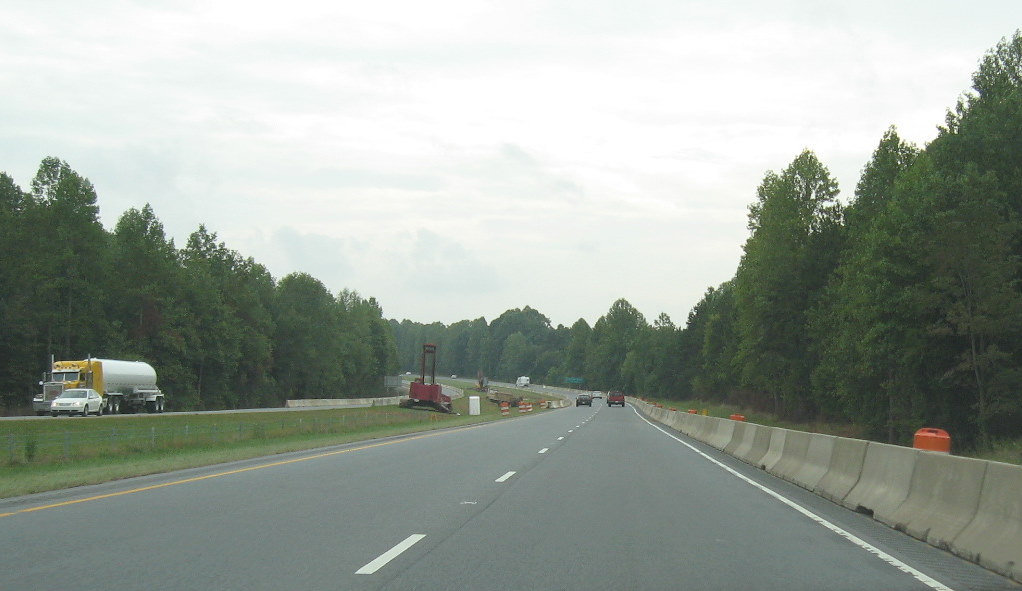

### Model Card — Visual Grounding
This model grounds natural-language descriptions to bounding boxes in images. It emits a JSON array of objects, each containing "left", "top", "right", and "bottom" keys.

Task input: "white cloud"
[{"left": 1, "top": 0, "right": 1019, "bottom": 326}]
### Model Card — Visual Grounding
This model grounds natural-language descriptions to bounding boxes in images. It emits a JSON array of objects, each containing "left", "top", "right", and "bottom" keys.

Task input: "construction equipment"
[
  {"left": 400, "top": 344, "right": 452, "bottom": 413},
  {"left": 486, "top": 389, "right": 522, "bottom": 407}
]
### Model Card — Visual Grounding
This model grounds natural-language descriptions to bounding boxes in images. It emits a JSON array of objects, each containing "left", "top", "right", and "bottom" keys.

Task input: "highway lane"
[{"left": 0, "top": 402, "right": 1014, "bottom": 591}]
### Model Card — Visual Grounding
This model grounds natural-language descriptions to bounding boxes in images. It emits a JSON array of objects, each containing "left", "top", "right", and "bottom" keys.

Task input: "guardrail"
[
  {"left": 285, "top": 396, "right": 406, "bottom": 408},
  {"left": 627, "top": 397, "right": 1022, "bottom": 583},
  {"left": 286, "top": 385, "right": 465, "bottom": 410}
]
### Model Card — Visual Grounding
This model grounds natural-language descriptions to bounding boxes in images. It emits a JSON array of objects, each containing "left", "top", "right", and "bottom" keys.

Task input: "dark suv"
[{"left": 576, "top": 393, "right": 592, "bottom": 406}]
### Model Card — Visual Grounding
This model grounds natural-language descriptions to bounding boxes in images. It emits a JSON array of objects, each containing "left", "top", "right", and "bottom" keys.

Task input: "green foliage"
[
  {"left": 8, "top": 32, "right": 1022, "bottom": 453},
  {"left": 734, "top": 150, "right": 843, "bottom": 419},
  {"left": 399, "top": 32, "right": 1022, "bottom": 450},
  {"left": 0, "top": 162, "right": 399, "bottom": 413}
]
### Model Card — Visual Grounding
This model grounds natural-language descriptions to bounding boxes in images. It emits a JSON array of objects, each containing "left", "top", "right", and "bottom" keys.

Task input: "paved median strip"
[{"left": 356, "top": 534, "right": 426, "bottom": 575}]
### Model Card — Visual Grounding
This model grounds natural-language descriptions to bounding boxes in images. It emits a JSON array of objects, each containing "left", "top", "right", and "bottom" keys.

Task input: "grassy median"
[{"left": 0, "top": 387, "right": 557, "bottom": 499}]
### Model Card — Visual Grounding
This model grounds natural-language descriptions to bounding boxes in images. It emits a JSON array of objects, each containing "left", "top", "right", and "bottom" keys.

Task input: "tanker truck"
[{"left": 33, "top": 358, "right": 166, "bottom": 415}]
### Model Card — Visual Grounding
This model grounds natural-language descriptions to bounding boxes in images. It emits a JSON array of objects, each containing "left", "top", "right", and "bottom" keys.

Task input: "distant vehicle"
[
  {"left": 591, "top": 391, "right": 603, "bottom": 399},
  {"left": 516, "top": 376, "right": 530, "bottom": 388},
  {"left": 34, "top": 357, "right": 165, "bottom": 415},
  {"left": 50, "top": 388, "right": 103, "bottom": 417},
  {"left": 576, "top": 393, "right": 592, "bottom": 406},
  {"left": 451, "top": 375, "right": 457, "bottom": 378},
  {"left": 607, "top": 392, "right": 625, "bottom": 407}
]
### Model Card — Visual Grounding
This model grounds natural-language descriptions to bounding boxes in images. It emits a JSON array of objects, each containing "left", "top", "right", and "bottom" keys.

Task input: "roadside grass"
[
  {"left": 977, "top": 438, "right": 1022, "bottom": 465},
  {"left": 633, "top": 396, "right": 865, "bottom": 439},
  {"left": 632, "top": 395, "right": 1021, "bottom": 465},
  {"left": 0, "top": 388, "right": 558, "bottom": 499}
]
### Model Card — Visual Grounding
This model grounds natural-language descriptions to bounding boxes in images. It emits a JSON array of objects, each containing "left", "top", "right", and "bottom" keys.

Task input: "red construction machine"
[{"left": 401, "top": 344, "right": 453, "bottom": 413}]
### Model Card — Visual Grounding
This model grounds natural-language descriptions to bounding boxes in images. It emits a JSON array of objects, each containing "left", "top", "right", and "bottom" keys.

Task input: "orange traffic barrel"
[
  {"left": 729, "top": 414, "right": 746, "bottom": 422},
  {"left": 913, "top": 428, "right": 951, "bottom": 453},
  {"left": 687, "top": 409, "right": 697, "bottom": 414}
]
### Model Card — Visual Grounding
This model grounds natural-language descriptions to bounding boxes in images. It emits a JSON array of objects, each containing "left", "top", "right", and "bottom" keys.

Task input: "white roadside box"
[{"left": 469, "top": 396, "right": 481, "bottom": 416}]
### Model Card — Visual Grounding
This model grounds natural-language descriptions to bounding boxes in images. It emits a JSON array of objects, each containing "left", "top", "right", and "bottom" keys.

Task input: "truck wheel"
[{"left": 157, "top": 398, "right": 164, "bottom": 413}]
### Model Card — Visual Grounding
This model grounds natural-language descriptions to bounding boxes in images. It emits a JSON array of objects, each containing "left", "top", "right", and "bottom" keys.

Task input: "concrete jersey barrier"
[
  {"left": 723, "top": 421, "right": 750, "bottom": 455},
  {"left": 286, "top": 396, "right": 404, "bottom": 408},
  {"left": 627, "top": 397, "right": 1022, "bottom": 584},
  {"left": 704, "top": 417, "right": 736, "bottom": 450},
  {"left": 679, "top": 412, "right": 702, "bottom": 437},
  {"left": 839, "top": 442, "right": 919, "bottom": 526},
  {"left": 737, "top": 423, "right": 773, "bottom": 467},
  {"left": 813, "top": 437, "right": 867, "bottom": 504},
  {"left": 758, "top": 428, "right": 788, "bottom": 472},
  {"left": 789, "top": 433, "right": 836, "bottom": 491},
  {"left": 952, "top": 460, "right": 1022, "bottom": 580},
  {"left": 768, "top": 429, "right": 811, "bottom": 483},
  {"left": 885, "top": 452, "right": 987, "bottom": 550}
]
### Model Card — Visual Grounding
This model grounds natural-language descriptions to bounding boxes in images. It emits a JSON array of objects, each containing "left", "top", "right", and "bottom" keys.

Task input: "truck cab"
[{"left": 34, "top": 358, "right": 166, "bottom": 415}]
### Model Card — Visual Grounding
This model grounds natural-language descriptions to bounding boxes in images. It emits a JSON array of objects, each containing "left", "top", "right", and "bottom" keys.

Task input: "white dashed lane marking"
[{"left": 356, "top": 534, "right": 426, "bottom": 575}]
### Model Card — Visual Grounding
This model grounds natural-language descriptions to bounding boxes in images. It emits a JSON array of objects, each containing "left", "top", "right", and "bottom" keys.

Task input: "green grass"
[
  {"left": 633, "top": 396, "right": 865, "bottom": 438},
  {"left": 0, "top": 388, "right": 559, "bottom": 499},
  {"left": 973, "top": 438, "right": 1022, "bottom": 465}
]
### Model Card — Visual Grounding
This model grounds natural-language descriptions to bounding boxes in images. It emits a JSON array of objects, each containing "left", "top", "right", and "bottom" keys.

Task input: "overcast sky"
[{"left": 2, "top": 1, "right": 1019, "bottom": 327}]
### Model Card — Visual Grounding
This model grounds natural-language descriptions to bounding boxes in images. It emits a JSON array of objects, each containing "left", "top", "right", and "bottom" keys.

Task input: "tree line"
[
  {"left": 392, "top": 33, "right": 1022, "bottom": 449},
  {"left": 6, "top": 33, "right": 1020, "bottom": 449},
  {"left": 390, "top": 300, "right": 684, "bottom": 400},
  {"left": 0, "top": 158, "right": 398, "bottom": 413}
]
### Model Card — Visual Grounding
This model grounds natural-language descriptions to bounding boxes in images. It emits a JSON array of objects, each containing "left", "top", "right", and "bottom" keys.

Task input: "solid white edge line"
[
  {"left": 630, "top": 407, "right": 954, "bottom": 591},
  {"left": 538, "top": 448, "right": 549, "bottom": 454},
  {"left": 355, "top": 534, "right": 427, "bottom": 575},
  {"left": 495, "top": 471, "right": 516, "bottom": 483}
]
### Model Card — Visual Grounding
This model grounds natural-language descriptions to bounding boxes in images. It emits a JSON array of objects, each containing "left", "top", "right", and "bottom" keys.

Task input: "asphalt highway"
[{"left": 1, "top": 401, "right": 1015, "bottom": 590}]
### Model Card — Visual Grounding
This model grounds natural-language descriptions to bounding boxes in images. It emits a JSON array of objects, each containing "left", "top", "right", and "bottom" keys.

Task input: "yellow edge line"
[{"left": 1, "top": 422, "right": 491, "bottom": 518}]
